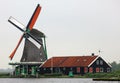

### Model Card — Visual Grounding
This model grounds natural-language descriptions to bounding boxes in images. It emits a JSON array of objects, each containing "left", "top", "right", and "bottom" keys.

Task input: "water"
[{"left": 0, "top": 78, "right": 119, "bottom": 83}]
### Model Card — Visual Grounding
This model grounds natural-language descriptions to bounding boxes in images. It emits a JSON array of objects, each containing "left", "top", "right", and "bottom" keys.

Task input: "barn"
[{"left": 39, "top": 54, "right": 111, "bottom": 75}]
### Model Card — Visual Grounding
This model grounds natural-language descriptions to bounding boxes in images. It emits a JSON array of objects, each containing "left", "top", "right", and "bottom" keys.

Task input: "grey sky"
[{"left": 0, "top": 0, "right": 120, "bottom": 68}]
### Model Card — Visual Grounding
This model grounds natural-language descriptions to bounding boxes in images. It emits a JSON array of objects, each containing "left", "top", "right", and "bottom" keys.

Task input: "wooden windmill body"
[{"left": 21, "top": 29, "right": 47, "bottom": 62}]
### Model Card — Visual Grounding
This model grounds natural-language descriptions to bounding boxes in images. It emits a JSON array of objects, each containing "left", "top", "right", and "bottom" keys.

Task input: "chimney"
[{"left": 91, "top": 53, "right": 94, "bottom": 56}]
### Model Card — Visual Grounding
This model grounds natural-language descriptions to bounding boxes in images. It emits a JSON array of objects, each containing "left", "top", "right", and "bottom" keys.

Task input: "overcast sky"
[{"left": 0, "top": 0, "right": 120, "bottom": 68}]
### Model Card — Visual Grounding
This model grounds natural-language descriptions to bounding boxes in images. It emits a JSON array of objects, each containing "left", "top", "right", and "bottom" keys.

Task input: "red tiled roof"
[{"left": 42, "top": 56, "right": 98, "bottom": 67}]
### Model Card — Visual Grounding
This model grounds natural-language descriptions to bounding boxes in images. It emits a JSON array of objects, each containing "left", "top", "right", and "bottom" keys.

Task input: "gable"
[{"left": 88, "top": 56, "right": 112, "bottom": 67}]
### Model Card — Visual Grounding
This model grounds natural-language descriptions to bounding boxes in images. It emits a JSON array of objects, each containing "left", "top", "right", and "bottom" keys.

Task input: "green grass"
[{"left": 0, "top": 70, "right": 120, "bottom": 78}]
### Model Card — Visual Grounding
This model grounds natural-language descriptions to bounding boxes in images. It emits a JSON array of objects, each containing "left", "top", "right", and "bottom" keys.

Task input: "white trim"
[
  {"left": 108, "top": 63, "right": 112, "bottom": 68},
  {"left": 100, "top": 67, "right": 104, "bottom": 72},
  {"left": 88, "top": 56, "right": 99, "bottom": 67},
  {"left": 39, "top": 60, "right": 48, "bottom": 67}
]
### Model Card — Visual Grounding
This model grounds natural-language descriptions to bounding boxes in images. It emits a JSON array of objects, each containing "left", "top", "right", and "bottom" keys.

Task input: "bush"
[
  {"left": 85, "top": 73, "right": 109, "bottom": 78},
  {"left": 0, "top": 73, "right": 10, "bottom": 78},
  {"left": 85, "top": 70, "right": 120, "bottom": 78}
]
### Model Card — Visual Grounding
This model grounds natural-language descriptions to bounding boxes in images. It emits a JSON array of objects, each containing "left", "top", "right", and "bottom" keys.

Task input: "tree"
[{"left": 110, "top": 61, "right": 120, "bottom": 71}]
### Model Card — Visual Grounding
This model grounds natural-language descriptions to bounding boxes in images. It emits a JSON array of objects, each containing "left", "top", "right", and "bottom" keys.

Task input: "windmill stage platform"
[
  {"left": 9, "top": 62, "right": 44, "bottom": 77},
  {"left": 9, "top": 62, "right": 43, "bottom": 65}
]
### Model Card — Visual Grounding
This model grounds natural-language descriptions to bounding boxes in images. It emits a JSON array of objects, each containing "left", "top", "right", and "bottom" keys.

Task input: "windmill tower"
[{"left": 8, "top": 4, "right": 47, "bottom": 77}]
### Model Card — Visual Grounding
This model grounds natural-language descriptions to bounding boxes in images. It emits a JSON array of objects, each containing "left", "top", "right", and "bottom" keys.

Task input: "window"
[
  {"left": 100, "top": 68, "right": 104, "bottom": 72},
  {"left": 77, "top": 67, "right": 80, "bottom": 73},
  {"left": 100, "top": 60, "right": 103, "bottom": 65},
  {"left": 40, "top": 58, "right": 43, "bottom": 61},
  {"left": 55, "top": 68, "right": 60, "bottom": 73},
  {"left": 44, "top": 68, "right": 46, "bottom": 70},
  {"left": 84, "top": 67, "right": 88, "bottom": 73},
  {"left": 96, "top": 60, "right": 99, "bottom": 65},
  {"left": 40, "top": 53, "right": 42, "bottom": 55},
  {"left": 50, "top": 67, "right": 53, "bottom": 70},
  {"left": 63, "top": 67, "right": 65, "bottom": 70},
  {"left": 96, "top": 67, "right": 100, "bottom": 73},
  {"left": 89, "top": 67, "right": 93, "bottom": 73},
  {"left": 107, "top": 68, "right": 110, "bottom": 72},
  {"left": 70, "top": 67, "right": 73, "bottom": 70}
]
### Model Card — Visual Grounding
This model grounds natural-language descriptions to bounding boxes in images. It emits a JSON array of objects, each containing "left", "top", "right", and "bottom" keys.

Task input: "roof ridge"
[{"left": 52, "top": 55, "right": 98, "bottom": 58}]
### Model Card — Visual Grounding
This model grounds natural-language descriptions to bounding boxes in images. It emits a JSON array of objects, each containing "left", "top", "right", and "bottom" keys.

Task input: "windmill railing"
[{"left": 9, "top": 62, "right": 43, "bottom": 65}]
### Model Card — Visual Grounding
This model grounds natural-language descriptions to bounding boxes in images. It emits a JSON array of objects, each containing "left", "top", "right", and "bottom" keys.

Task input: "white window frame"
[
  {"left": 100, "top": 67, "right": 104, "bottom": 72},
  {"left": 107, "top": 68, "right": 110, "bottom": 72},
  {"left": 77, "top": 67, "right": 80, "bottom": 73},
  {"left": 84, "top": 67, "right": 88, "bottom": 73},
  {"left": 96, "top": 67, "right": 100, "bottom": 73},
  {"left": 100, "top": 60, "right": 103, "bottom": 65},
  {"left": 96, "top": 60, "right": 99, "bottom": 65},
  {"left": 89, "top": 67, "right": 93, "bottom": 73}
]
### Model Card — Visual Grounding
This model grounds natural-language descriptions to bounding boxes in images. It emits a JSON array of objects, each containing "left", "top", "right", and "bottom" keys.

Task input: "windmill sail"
[
  {"left": 27, "top": 4, "right": 41, "bottom": 31},
  {"left": 21, "top": 29, "right": 47, "bottom": 62},
  {"left": 8, "top": 4, "right": 47, "bottom": 61}
]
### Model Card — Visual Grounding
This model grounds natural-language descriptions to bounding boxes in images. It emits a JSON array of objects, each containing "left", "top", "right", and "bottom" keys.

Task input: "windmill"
[{"left": 8, "top": 4, "right": 47, "bottom": 76}]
